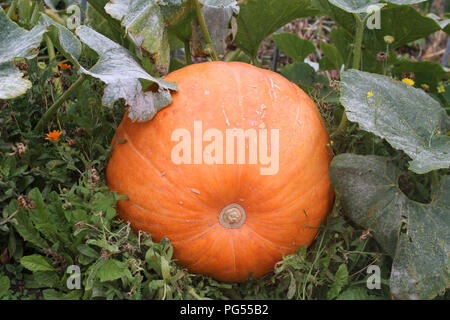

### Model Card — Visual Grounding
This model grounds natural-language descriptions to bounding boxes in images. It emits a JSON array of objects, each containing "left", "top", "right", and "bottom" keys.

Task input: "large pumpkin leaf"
[
  {"left": 281, "top": 62, "right": 321, "bottom": 88},
  {"left": 0, "top": 7, "right": 46, "bottom": 99},
  {"left": 340, "top": 69, "right": 450, "bottom": 174},
  {"left": 272, "top": 33, "right": 316, "bottom": 62},
  {"left": 329, "top": 154, "right": 450, "bottom": 299},
  {"left": 0, "top": 8, "right": 46, "bottom": 62},
  {"left": 235, "top": 0, "right": 318, "bottom": 58},
  {"left": 75, "top": 26, "right": 177, "bottom": 122},
  {"left": 363, "top": 4, "right": 441, "bottom": 50},
  {"left": 328, "top": 0, "right": 425, "bottom": 13},
  {"left": 327, "top": 0, "right": 385, "bottom": 13},
  {"left": 104, "top": 0, "right": 170, "bottom": 74},
  {"left": 319, "top": 42, "right": 344, "bottom": 71},
  {"left": 0, "top": 63, "right": 32, "bottom": 99},
  {"left": 312, "top": 2, "right": 441, "bottom": 73},
  {"left": 392, "top": 60, "right": 448, "bottom": 91},
  {"left": 311, "top": 0, "right": 356, "bottom": 35},
  {"left": 361, "top": 4, "right": 441, "bottom": 72},
  {"left": 85, "top": 0, "right": 128, "bottom": 46},
  {"left": 38, "top": 14, "right": 82, "bottom": 67}
]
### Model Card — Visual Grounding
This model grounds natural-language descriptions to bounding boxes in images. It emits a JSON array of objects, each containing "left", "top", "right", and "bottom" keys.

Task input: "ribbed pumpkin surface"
[{"left": 106, "top": 61, "right": 334, "bottom": 282}]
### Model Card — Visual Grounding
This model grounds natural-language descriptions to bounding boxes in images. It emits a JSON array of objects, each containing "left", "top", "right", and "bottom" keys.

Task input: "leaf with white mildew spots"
[{"left": 330, "top": 154, "right": 450, "bottom": 299}]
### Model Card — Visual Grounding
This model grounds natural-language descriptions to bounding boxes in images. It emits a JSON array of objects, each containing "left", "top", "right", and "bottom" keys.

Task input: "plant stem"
[
  {"left": 30, "top": 0, "right": 42, "bottom": 25},
  {"left": 34, "top": 74, "right": 88, "bottom": 132},
  {"left": 331, "top": 111, "right": 347, "bottom": 139},
  {"left": 45, "top": 35, "right": 63, "bottom": 95},
  {"left": 0, "top": 209, "right": 19, "bottom": 226},
  {"left": 7, "top": 0, "right": 18, "bottom": 19},
  {"left": 332, "top": 13, "right": 365, "bottom": 138},
  {"left": 184, "top": 41, "right": 192, "bottom": 65},
  {"left": 352, "top": 13, "right": 364, "bottom": 70},
  {"left": 193, "top": 0, "right": 219, "bottom": 61},
  {"left": 301, "top": 228, "right": 327, "bottom": 299},
  {"left": 430, "top": 170, "right": 439, "bottom": 187},
  {"left": 224, "top": 48, "right": 242, "bottom": 62}
]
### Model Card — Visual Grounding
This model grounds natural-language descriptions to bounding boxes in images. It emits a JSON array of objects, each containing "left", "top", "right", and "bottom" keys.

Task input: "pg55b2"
[{"left": 224, "top": 304, "right": 269, "bottom": 315}]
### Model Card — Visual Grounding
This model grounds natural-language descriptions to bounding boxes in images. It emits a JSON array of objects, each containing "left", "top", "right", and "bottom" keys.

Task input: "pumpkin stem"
[{"left": 219, "top": 204, "right": 246, "bottom": 229}]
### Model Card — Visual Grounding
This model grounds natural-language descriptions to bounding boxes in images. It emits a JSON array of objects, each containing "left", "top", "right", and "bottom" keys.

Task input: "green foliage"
[
  {"left": 330, "top": 155, "right": 449, "bottom": 299},
  {"left": 340, "top": 70, "right": 450, "bottom": 174},
  {"left": 1, "top": 0, "right": 448, "bottom": 301},
  {"left": 272, "top": 33, "right": 316, "bottom": 62},
  {"left": 235, "top": 0, "right": 318, "bottom": 58}
]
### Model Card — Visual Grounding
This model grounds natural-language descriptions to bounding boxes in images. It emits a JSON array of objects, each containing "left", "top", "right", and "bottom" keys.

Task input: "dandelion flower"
[
  {"left": 402, "top": 78, "right": 414, "bottom": 86},
  {"left": 367, "top": 91, "right": 374, "bottom": 98},
  {"left": 45, "top": 130, "right": 62, "bottom": 141},
  {"left": 437, "top": 85, "right": 445, "bottom": 93}
]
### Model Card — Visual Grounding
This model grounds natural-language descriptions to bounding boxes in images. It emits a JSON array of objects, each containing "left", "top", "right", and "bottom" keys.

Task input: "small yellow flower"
[
  {"left": 402, "top": 78, "right": 415, "bottom": 86},
  {"left": 421, "top": 84, "right": 429, "bottom": 90},
  {"left": 367, "top": 91, "right": 374, "bottom": 98},
  {"left": 57, "top": 62, "right": 71, "bottom": 70},
  {"left": 45, "top": 130, "right": 62, "bottom": 142},
  {"left": 437, "top": 85, "right": 445, "bottom": 93}
]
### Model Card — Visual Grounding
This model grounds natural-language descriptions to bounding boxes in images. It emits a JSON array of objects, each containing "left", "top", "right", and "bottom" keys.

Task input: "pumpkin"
[{"left": 106, "top": 61, "right": 334, "bottom": 282}]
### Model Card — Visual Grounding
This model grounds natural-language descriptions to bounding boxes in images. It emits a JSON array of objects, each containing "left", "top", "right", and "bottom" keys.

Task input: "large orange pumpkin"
[{"left": 106, "top": 61, "right": 334, "bottom": 282}]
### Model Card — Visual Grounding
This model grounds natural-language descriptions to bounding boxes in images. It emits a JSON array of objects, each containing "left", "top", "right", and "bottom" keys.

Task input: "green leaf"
[
  {"left": 0, "top": 63, "right": 32, "bottom": 99},
  {"left": 327, "top": 264, "right": 349, "bottom": 299},
  {"left": 0, "top": 275, "right": 10, "bottom": 298},
  {"left": 329, "top": 28, "right": 353, "bottom": 67},
  {"left": 337, "top": 287, "right": 384, "bottom": 300},
  {"left": 0, "top": 8, "right": 46, "bottom": 64},
  {"left": 38, "top": 14, "right": 82, "bottom": 66},
  {"left": 390, "top": 177, "right": 450, "bottom": 299},
  {"left": 328, "top": 0, "right": 425, "bottom": 13},
  {"left": 77, "top": 244, "right": 100, "bottom": 259},
  {"left": 235, "top": 0, "right": 318, "bottom": 58},
  {"left": 281, "top": 62, "right": 319, "bottom": 88},
  {"left": 18, "top": 0, "right": 33, "bottom": 22},
  {"left": 21, "top": 254, "right": 55, "bottom": 272},
  {"left": 0, "top": 7, "right": 46, "bottom": 99},
  {"left": 319, "top": 42, "right": 344, "bottom": 71},
  {"left": 361, "top": 4, "right": 441, "bottom": 72},
  {"left": 85, "top": 258, "right": 105, "bottom": 291},
  {"left": 272, "top": 33, "right": 315, "bottom": 62},
  {"left": 328, "top": 0, "right": 385, "bottom": 13},
  {"left": 311, "top": 0, "right": 355, "bottom": 34},
  {"left": 24, "top": 271, "right": 60, "bottom": 289},
  {"left": 97, "top": 258, "right": 131, "bottom": 282},
  {"left": 340, "top": 69, "right": 450, "bottom": 174},
  {"left": 85, "top": 1, "right": 126, "bottom": 46},
  {"left": 329, "top": 154, "right": 450, "bottom": 299},
  {"left": 104, "top": 0, "right": 171, "bottom": 74},
  {"left": 365, "top": 5, "right": 441, "bottom": 50},
  {"left": 392, "top": 60, "right": 448, "bottom": 91},
  {"left": 75, "top": 26, "right": 177, "bottom": 122},
  {"left": 13, "top": 209, "right": 49, "bottom": 251},
  {"left": 42, "top": 289, "right": 83, "bottom": 300}
]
